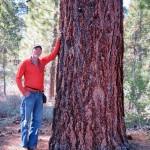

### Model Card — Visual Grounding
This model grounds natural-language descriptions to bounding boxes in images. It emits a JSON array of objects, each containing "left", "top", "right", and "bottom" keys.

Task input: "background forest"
[{"left": 0, "top": 0, "right": 149, "bottom": 130}]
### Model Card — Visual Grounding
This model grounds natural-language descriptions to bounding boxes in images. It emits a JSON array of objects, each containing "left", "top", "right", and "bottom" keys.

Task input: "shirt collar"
[{"left": 29, "top": 56, "right": 40, "bottom": 63}]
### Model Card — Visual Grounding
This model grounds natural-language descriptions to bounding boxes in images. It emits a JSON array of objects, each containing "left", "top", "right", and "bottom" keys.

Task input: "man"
[{"left": 16, "top": 35, "right": 61, "bottom": 150}]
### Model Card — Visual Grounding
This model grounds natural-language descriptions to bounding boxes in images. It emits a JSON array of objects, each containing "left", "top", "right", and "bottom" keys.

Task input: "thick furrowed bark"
[{"left": 49, "top": 0, "right": 128, "bottom": 150}]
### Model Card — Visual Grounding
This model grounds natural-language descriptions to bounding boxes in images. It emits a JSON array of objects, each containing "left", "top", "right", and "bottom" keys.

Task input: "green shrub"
[
  {"left": 125, "top": 111, "right": 149, "bottom": 128},
  {"left": 43, "top": 106, "right": 53, "bottom": 122},
  {"left": 0, "top": 95, "right": 20, "bottom": 118}
]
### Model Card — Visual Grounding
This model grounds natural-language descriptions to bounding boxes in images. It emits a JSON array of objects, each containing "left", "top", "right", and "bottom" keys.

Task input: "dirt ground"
[
  {"left": 127, "top": 129, "right": 150, "bottom": 150},
  {"left": 0, "top": 118, "right": 150, "bottom": 150},
  {"left": 0, "top": 118, "right": 51, "bottom": 150}
]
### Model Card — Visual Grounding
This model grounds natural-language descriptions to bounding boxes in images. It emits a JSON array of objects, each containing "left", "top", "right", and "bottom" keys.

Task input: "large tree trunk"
[{"left": 49, "top": 0, "right": 128, "bottom": 149}]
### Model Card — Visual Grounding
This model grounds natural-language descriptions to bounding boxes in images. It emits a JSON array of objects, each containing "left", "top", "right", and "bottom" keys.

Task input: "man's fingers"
[{"left": 24, "top": 91, "right": 30, "bottom": 97}]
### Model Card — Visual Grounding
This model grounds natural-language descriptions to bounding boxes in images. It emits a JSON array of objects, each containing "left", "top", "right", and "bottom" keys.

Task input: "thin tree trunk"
[
  {"left": 49, "top": 1, "right": 59, "bottom": 98},
  {"left": 3, "top": 71, "right": 6, "bottom": 97},
  {"left": 49, "top": 29, "right": 57, "bottom": 97},
  {"left": 2, "top": 47, "right": 7, "bottom": 97},
  {"left": 50, "top": 0, "right": 128, "bottom": 149},
  {"left": 138, "top": 9, "right": 142, "bottom": 61}
]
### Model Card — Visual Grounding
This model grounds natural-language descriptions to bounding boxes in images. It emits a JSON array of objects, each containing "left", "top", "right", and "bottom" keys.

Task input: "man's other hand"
[{"left": 24, "top": 91, "right": 30, "bottom": 97}]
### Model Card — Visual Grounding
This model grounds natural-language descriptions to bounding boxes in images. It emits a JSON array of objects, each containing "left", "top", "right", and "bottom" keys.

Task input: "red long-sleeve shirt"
[{"left": 16, "top": 37, "right": 61, "bottom": 95}]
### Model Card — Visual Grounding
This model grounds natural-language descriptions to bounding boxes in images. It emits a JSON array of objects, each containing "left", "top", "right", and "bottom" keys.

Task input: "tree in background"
[
  {"left": 19, "top": 0, "right": 58, "bottom": 58},
  {"left": 49, "top": 0, "right": 128, "bottom": 149},
  {"left": 0, "top": 0, "right": 25, "bottom": 96},
  {"left": 124, "top": 0, "right": 150, "bottom": 127},
  {"left": 49, "top": 0, "right": 59, "bottom": 98},
  {"left": 19, "top": 0, "right": 59, "bottom": 100}
]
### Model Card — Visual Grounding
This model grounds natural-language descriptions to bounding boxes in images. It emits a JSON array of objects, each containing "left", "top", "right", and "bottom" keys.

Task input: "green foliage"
[
  {"left": 124, "top": 0, "right": 150, "bottom": 127},
  {"left": 123, "top": 6, "right": 128, "bottom": 18},
  {"left": 19, "top": 0, "right": 59, "bottom": 59},
  {"left": 0, "top": 0, "right": 24, "bottom": 56},
  {"left": 125, "top": 110, "right": 149, "bottom": 128},
  {"left": 124, "top": 62, "right": 149, "bottom": 102},
  {"left": 0, "top": 0, "right": 25, "bottom": 96},
  {"left": 0, "top": 94, "right": 54, "bottom": 122},
  {"left": 0, "top": 95, "right": 20, "bottom": 118},
  {"left": 43, "top": 106, "right": 54, "bottom": 122}
]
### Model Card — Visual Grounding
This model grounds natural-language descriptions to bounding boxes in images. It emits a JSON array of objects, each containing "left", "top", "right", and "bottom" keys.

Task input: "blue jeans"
[{"left": 20, "top": 92, "right": 43, "bottom": 148}]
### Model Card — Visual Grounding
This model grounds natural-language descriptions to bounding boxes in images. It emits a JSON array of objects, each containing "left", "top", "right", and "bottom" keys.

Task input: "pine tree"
[
  {"left": 19, "top": 0, "right": 58, "bottom": 58},
  {"left": 49, "top": 0, "right": 128, "bottom": 149},
  {"left": 49, "top": 0, "right": 59, "bottom": 98},
  {"left": 19, "top": 0, "right": 59, "bottom": 101},
  {"left": 0, "top": 0, "right": 24, "bottom": 96},
  {"left": 124, "top": 0, "right": 150, "bottom": 127}
]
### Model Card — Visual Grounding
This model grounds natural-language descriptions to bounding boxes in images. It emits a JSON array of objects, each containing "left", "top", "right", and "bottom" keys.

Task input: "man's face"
[{"left": 32, "top": 47, "right": 42, "bottom": 58}]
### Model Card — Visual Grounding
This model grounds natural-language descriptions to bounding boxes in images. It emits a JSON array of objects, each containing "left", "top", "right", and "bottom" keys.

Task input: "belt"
[{"left": 25, "top": 86, "right": 43, "bottom": 92}]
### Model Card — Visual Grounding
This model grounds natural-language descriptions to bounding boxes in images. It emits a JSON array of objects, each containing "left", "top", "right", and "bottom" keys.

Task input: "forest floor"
[{"left": 0, "top": 117, "right": 150, "bottom": 150}]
